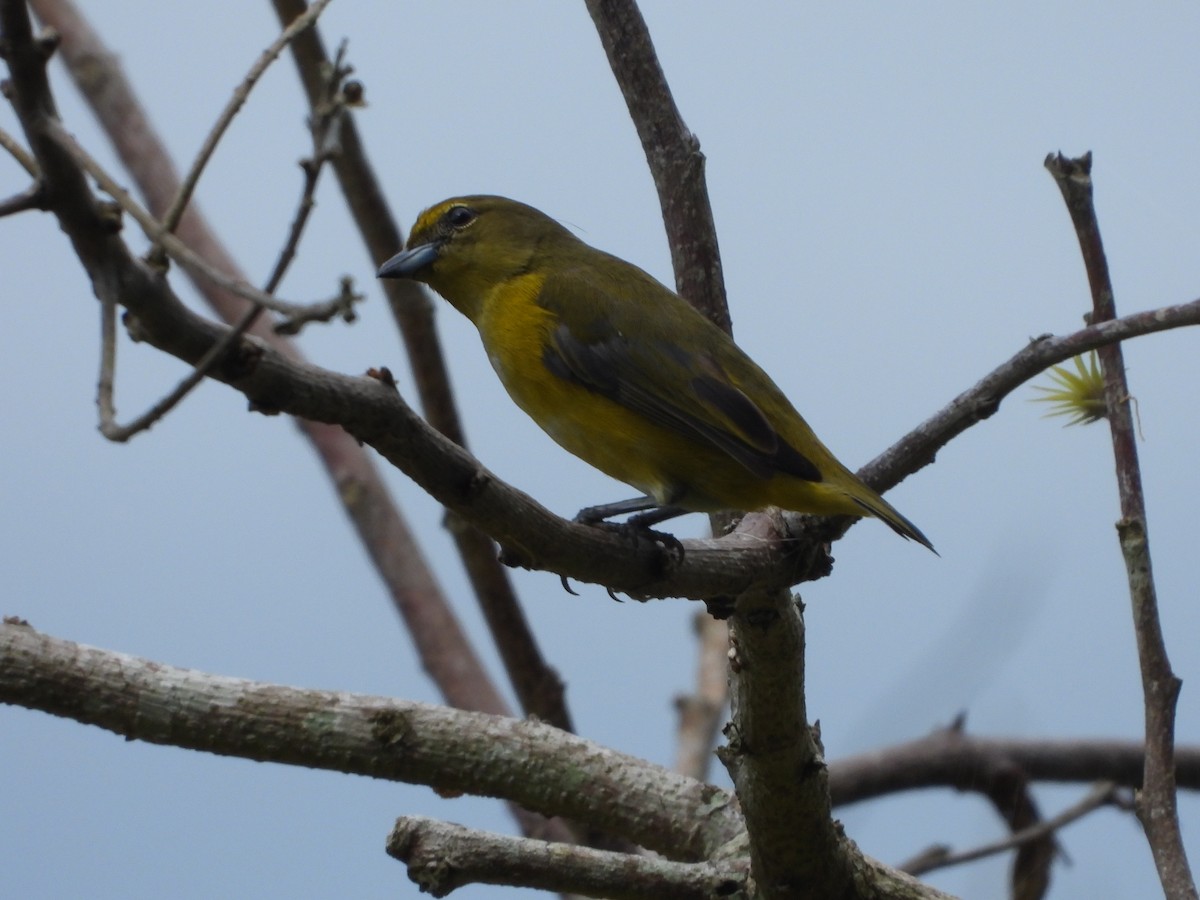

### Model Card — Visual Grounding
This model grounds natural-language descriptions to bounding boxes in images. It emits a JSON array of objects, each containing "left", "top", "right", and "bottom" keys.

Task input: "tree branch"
[
  {"left": 0, "top": 120, "right": 38, "bottom": 173},
  {"left": 387, "top": 816, "right": 746, "bottom": 899},
  {"left": 714, "top": 589, "right": 945, "bottom": 899},
  {"left": 902, "top": 781, "right": 1121, "bottom": 879},
  {"left": 583, "top": 0, "right": 728, "bottom": 331},
  {"left": 0, "top": 619, "right": 744, "bottom": 862},
  {"left": 828, "top": 728, "right": 1200, "bottom": 804},
  {"left": 153, "top": 0, "right": 334, "bottom": 241},
  {"left": 719, "top": 589, "right": 840, "bottom": 895},
  {"left": 946, "top": 728, "right": 1055, "bottom": 900},
  {"left": 855, "top": 292, "right": 1200, "bottom": 501},
  {"left": 1045, "top": 150, "right": 1196, "bottom": 900}
]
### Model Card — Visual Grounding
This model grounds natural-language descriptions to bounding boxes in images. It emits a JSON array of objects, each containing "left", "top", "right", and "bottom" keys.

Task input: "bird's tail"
[{"left": 849, "top": 490, "right": 937, "bottom": 554}]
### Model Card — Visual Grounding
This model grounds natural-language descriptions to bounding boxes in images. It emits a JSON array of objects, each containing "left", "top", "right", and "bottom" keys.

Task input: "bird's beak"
[{"left": 377, "top": 241, "right": 441, "bottom": 279}]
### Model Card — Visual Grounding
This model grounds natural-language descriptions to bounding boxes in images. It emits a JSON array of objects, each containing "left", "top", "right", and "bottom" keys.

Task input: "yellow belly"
[{"left": 472, "top": 274, "right": 864, "bottom": 516}]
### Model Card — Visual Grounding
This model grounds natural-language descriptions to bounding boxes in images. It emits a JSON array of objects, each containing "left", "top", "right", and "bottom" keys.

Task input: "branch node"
[
  {"left": 366, "top": 366, "right": 398, "bottom": 391},
  {"left": 121, "top": 310, "right": 149, "bottom": 343},
  {"left": 35, "top": 27, "right": 61, "bottom": 61},
  {"left": 0, "top": 180, "right": 48, "bottom": 217},
  {"left": 97, "top": 198, "right": 122, "bottom": 232},
  {"left": 219, "top": 333, "right": 265, "bottom": 381}
]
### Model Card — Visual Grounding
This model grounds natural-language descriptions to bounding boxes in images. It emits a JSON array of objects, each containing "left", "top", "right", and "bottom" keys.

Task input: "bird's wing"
[{"left": 538, "top": 272, "right": 821, "bottom": 483}]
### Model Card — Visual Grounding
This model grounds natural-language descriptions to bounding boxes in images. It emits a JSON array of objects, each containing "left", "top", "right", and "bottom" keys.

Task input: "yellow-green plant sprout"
[{"left": 1031, "top": 351, "right": 1107, "bottom": 425}]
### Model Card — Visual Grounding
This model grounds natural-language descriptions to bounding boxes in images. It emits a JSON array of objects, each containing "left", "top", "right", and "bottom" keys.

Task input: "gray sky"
[{"left": 2, "top": 2, "right": 1198, "bottom": 898}]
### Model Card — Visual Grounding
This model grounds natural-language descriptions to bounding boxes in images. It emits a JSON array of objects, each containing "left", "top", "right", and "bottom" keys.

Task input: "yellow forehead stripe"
[{"left": 409, "top": 199, "right": 462, "bottom": 242}]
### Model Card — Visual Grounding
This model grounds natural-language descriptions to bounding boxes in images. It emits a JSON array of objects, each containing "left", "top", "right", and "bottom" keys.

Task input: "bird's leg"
[
  {"left": 573, "top": 495, "right": 660, "bottom": 524},
  {"left": 625, "top": 504, "right": 689, "bottom": 530},
  {"left": 572, "top": 495, "right": 687, "bottom": 562}
]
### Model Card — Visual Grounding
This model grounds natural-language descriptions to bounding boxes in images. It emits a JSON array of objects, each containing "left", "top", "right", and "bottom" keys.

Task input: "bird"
[{"left": 378, "top": 195, "right": 933, "bottom": 552}]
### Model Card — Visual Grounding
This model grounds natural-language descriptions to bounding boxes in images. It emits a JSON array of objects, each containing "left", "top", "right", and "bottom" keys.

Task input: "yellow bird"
[{"left": 379, "top": 196, "right": 933, "bottom": 551}]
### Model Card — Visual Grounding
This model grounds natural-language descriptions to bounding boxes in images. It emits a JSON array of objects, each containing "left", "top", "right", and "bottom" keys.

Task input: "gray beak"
[{"left": 377, "top": 241, "right": 441, "bottom": 279}]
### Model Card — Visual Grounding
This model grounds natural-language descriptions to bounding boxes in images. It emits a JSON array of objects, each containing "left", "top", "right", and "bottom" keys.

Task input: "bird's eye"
[{"left": 445, "top": 205, "right": 476, "bottom": 228}]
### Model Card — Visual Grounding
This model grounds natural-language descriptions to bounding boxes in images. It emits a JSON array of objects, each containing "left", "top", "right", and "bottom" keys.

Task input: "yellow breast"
[{"left": 473, "top": 274, "right": 679, "bottom": 502}]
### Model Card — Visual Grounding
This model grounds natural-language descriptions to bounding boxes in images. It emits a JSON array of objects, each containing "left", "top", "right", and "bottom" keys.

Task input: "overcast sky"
[{"left": 3, "top": 3, "right": 1198, "bottom": 898}]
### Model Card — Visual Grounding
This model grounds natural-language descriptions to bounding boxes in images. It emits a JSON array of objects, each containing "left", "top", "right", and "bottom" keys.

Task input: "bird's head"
[{"left": 377, "top": 195, "right": 575, "bottom": 320}]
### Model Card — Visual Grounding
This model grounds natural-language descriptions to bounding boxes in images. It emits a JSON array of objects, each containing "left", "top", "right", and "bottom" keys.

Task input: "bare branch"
[
  {"left": 0, "top": 620, "right": 745, "bottom": 862},
  {"left": 0, "top": 177, "right": 44, "bottom": 215},
  {"left": 46, "top": 118, "right": 347, "bottom": 319},
  {"left": 719, "top": 588, "right": 886, "bottom": 898},
  {"left": 1045, "top": 150, "right": 1196, "bottom": 900},
  {"left": 855, "top": 293, "right": 1200, "bottom": 504},
  {"left": 154, "top": 0, "right": 334, "bottom": 240},
  {"left": 96, "top": 294, "right": 263, "bottom": 442},
  {"left": 259, "top": 40, "right": 353, "bottom": 301},
  {"left": 0, "top": 121, "right": 38, "bottom": 173},
  {"left": 878, "top": 724, "right": 1056, "bottom": 900},
  {"left": 828, "top": 729, "right": 1200, "bottom": 804},
  {"left": 55, "top": 5, "right": 354, "bottom": 440},
  {"left": 387, "top": 816, "right": 746, "bottom": 899},
  {"left": 902, "top": 782, "right": 1121, "bottom": 878}
]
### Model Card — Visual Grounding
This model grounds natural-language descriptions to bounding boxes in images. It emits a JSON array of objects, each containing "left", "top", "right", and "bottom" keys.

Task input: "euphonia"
[{"left": 378, "top": 195, "right": 933, "bottom": 551}]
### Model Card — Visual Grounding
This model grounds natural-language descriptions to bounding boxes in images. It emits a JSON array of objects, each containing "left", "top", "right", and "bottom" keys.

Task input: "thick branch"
[
  {"left": 720, "top": 590, "right": 859, "bottom": 898},
  {"left": 717, "top": 589, "right": 952, "bottom": 898},
  {"left": 0, "top": 620, "right": 743, "bottom": 861},
  {"left": 387, "top": 816, "right": 745, "bottom": 899},
  {"left": 829, "top": 729, "right": 1200, "bottom": 804}
]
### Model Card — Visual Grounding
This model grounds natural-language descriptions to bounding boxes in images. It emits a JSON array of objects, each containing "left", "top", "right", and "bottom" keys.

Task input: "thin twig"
[
  {"left": 0, "top": 123, "right": 46, "bottom": 212},
  {"left": 260, "top": 39, "right": 351, "bottom": 298},
  {"left": 0, "top": 179, "right": 45, "bottom": 215},
  {"left": 96, "top": 296, "right": 263, "bottom": 442},
  {"left": 95, "top": 74, "right": 355, "bottom": 443},
  {"left": 0, "top": 121, "right": 39, "bottom": 174},
  {"left": 0, "top": 122, "right": 38, "bottom": 173},
  {"left": 153, "top": 0, "right": 334, "bottom": 242},
  {"left": 902, "top": 782, "right": 1121, "bottom": 877},
  {"left": 1045, "top": 151, "right": 1197, "bottom": 900},
  {"left": 46, "top": 117, "right": 347, "bottom": 318}
]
